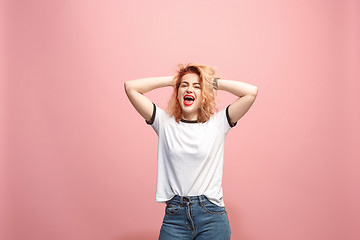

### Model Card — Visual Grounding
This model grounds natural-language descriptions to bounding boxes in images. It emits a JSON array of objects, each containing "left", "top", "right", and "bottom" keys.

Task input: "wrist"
[
  {"left": 213, "top": 78, "right": 220, "bottom": 90},
  {"left": 166, "top": 76, "right": 175, "bottom": 87}
]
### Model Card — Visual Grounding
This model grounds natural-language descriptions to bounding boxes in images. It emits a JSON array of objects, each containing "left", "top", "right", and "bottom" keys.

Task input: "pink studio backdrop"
[{"left": 2, "top": 0, "right": 360, "bottom": 240}]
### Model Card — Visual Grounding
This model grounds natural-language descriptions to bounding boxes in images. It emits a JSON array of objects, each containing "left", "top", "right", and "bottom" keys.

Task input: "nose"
[{"left": 186, "top": 85, "right": 194, "bottom": 93}]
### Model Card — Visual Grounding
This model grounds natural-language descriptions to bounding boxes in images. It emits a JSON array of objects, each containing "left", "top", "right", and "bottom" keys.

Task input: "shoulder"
[
  {"left": 209, "top": 105, "right": 237, "bottom": 128},
  {"left": 146, "top": 103, "right": 173, "bottom": 125}
]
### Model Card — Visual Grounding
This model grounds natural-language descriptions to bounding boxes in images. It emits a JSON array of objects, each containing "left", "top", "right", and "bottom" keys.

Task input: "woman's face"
[{"left": 177, "top": 73, "right": 202, "bottom": 121}]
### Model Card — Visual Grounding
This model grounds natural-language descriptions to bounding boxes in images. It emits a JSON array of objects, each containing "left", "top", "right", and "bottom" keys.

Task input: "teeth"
[{"left": 184, "top": 96, "right": 195, "bottom": 100}]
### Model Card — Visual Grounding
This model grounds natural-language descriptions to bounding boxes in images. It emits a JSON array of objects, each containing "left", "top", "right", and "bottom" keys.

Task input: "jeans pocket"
[
  {"left": 203, "top": 199, "right": 226, "bottom": 215},
  {"left": 165, "top": 202, "right": 181, "bottom": 215}
]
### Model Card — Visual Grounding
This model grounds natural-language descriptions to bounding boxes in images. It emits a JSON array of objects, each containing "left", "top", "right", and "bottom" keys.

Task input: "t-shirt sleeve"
[
  {"left": 145, "top": 103, "right": 156, "bottom": 125},
  {"left": 145, "top": 103, "right": 170, "bottom": 135},
  {"left": 225, "top": 105, "right": 237, "bottom": 128},
  {"left": 213, "top": 105, "right": 237, "bottom": 135}
]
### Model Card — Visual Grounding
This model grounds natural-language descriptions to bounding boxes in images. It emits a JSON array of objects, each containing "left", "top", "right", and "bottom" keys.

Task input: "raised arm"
[
  {"left": 217, "top": 79, "right": 258, "bottom": 124},
  {"left": 124, "top": 76, "right": 174, "bottom": 122}
]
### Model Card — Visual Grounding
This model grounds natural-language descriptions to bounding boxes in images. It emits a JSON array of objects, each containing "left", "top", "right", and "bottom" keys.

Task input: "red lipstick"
[{"left": 183, "top": 94, "right": 195, "bottom": 106}]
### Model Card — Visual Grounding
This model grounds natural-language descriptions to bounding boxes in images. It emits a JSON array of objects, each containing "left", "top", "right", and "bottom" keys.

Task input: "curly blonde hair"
[{"left": 167, "top": 63, "right": 220, "bottom": 123}]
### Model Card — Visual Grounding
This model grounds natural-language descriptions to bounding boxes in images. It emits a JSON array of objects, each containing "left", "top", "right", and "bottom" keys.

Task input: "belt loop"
[{"left": 199, "top": 195, "right": 204, "bottom": 207}]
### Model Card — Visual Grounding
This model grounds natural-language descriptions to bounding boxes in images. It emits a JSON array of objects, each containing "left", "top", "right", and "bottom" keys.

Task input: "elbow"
[
  {"left": 124, "top": 81, "right": 131, "bottom": 94},
  {"left": 124, "top": 80, "right": 143, "bottom": 95},
  {"left": 251, "top": 86, "right": 258, "bottom": 97}
]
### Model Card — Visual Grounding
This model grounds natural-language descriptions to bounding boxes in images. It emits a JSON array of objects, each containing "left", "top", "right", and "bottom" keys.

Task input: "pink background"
[{"left": 2, "top": 0, "right": 360, "bottom": 239}]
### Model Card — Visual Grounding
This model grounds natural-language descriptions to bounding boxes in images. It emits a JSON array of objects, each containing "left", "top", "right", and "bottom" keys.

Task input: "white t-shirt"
[{"left": 147, "top": 104, "right": 236, "bottom": 207}]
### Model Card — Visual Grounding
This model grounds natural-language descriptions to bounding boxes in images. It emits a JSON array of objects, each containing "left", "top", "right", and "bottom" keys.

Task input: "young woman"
[{"left": 124, "top": 63, "right": 258, "bottom": 240}]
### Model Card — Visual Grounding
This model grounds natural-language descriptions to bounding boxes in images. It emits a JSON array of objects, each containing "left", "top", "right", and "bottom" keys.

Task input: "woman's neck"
[{"left": 181, "top": 113, "right": 198, "bottom": 121}]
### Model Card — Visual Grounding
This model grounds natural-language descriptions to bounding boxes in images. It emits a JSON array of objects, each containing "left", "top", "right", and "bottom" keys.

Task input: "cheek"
[
  {"left": 177, "top": 94, "right": 183, "bottom": 105},
  {"left": 196, "top": 91, "right": 202, "bottom": 102},
  {"left": 177, "top": 90, "right": 181, "bottom": 101},
  {"left": 177, "top": 88, "right": 184, "bottom": 97}
]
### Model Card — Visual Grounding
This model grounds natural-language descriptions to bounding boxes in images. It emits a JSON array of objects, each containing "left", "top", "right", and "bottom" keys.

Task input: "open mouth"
[{"left": 183, "top": 95, "right": 195, "bottom": 106}]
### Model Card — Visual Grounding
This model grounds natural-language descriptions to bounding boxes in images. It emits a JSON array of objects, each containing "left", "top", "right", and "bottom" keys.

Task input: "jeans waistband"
[{"left": 167, "top": 195, "right": 207, "bottom": 205}]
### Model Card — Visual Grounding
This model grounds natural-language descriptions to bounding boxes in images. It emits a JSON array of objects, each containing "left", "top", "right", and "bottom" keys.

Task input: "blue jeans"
[{"left": 158, "top": 195, "right": 231, "bottom": 240}]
